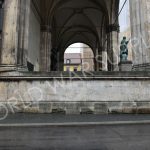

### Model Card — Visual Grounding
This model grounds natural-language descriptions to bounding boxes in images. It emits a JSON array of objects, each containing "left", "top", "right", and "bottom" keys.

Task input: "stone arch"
[{"left": 63, "top": 42, "right": 95, "bottom": 72}]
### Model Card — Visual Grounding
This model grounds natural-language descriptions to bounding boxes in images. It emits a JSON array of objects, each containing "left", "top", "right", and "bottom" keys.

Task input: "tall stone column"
[
  {"left": 17, "top": 0, "right": 31, "bottom": 70},
  {"left": 0, "top": 0, "right": 31, "bottom": 71},
  {"left": 107, "top": 24, "right": 119, "bottom": 71},
  {"left": 130, "top": 0, "right": 150, "bottom": 71},
  {"left": 40, "top": 25, "right": 52, "bottom": 72},
  {"left": 101, "top": 23, "right": 108, "bottom": 71},
  {"left": 0, "top": 0, "right": 19, "bottom": 70},
  {"left": 96, "top": 47, "right": 107, "bottom": 71}
]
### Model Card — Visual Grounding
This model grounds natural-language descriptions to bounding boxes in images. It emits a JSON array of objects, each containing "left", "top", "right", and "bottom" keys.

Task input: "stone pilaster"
[
  {"left": 40, "top": 25, "right": 52, "bottom": 72},
  {"left": 130, "top": 0, "right": 150, "bottom": 71}
]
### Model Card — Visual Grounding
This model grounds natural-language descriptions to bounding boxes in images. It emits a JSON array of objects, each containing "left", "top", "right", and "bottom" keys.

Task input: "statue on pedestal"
[{"left": 120, "top": 37, "right": 130, "bottom": 62}]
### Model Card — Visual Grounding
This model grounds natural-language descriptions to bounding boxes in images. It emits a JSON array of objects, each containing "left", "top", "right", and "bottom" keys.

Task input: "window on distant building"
[{"left": 66, "top": 59, "right": 71, "bottom": 64}]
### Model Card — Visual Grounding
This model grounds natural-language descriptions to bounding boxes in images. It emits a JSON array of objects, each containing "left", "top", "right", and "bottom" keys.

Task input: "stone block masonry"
[{"left": 0, "top": 72, "right": 150, "bottom": 115}]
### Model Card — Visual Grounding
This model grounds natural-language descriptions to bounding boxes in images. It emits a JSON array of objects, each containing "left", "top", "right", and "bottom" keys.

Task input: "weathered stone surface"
[
  {"left": 122, "top": 108, "right": 137, "bottom": 114},
  {"left": 94, "top": 103, "right": 108, "bottom": 114},
  {"left": 0, "top": 79, "right": 148, "bottom": 102},
  {"left": 80, "top": 108, "right": 94, "bottom": 114},
  {"left": 52, "top": 108, "right": 66, "bottom": 114},
  {"left": 66, "top": 103, "right": 80, "bottom": 115},
  {"left": 137, "top": 108, "right": 150, "bottom": 114},
  {"left": 119, "top": 61, "right": 133, "bottom": 71},
  {"left": 40, "top": 29, "right": 52, "bottom": 72},
  {"left": 130, "top": 0, "right": 150, "bottom": 70},
  {"left": 1, "top": 0, "right": 18, "bottom": 65},
  {"left": 0, "top": 75, "right": 150, "bottom": 114},
  {"left": 39, "top": 102, "right": 52, "bottom": 113}
]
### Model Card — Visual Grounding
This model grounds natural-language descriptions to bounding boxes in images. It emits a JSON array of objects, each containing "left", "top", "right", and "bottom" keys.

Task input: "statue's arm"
[{"left": 127, "top": 38, "right": 131, "bottom": 44}]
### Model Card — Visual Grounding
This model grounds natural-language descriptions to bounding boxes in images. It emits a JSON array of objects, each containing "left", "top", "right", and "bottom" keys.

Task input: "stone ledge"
[
  {"left": 0, "top": 70, "right": 150, "bottom": 82},
  {"left": 133, "top": 63, "right": 150, "bottom": 71},
  {"left": 1, "top": 71, "right": 150, "bottom": 78},
  {"left": 1, "top": 101, "right": 150, "bottom": 115}
]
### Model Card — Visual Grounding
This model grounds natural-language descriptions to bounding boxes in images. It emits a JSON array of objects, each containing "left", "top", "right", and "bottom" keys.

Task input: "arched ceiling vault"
[{"left": 35, "top": 0, "right": 120, "bottom": 56}]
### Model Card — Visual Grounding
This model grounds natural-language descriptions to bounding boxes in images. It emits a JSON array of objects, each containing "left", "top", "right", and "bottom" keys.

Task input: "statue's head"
[{"left": 123, "top": 36, "right": 126, "bottom": 40}]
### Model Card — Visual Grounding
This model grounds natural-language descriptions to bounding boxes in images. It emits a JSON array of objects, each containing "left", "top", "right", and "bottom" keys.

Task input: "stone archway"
[{"left": 47, "top": 0, "right": 120, "bottom": 71}]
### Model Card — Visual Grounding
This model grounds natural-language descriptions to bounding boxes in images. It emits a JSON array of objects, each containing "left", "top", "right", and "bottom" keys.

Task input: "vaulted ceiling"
[{"left": 33, "top": 0, "right": 119, "bottom": 56}]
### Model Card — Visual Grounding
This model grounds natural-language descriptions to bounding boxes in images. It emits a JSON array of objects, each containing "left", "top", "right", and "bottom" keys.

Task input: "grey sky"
[{"left": 119, "top": 0, "right": 130, "bottom": 32}]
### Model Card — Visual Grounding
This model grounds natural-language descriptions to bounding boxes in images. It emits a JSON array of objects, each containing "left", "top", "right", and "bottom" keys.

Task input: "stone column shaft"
[
  {"left": 40, "top": 26, "right": 52, "bottom": 72},
  {"left": 130, "top": 0, "right": 150, "bottom": 70},
  {"left": 102, "top": 51, "right": 108, "bottom": 71},
  {"left": 107, "top": 24, "right": 119, "bottom": 71},
  {"left": 17, "top": 0, "right": 31, "bottom": 68},
  {"left": 0, "top": 0, "right": 31, "bottom": 71},
  {"left": 1, "top": 0, "right": 19, "bottom": 66},
  {"left": 111, "top": 31, "right": 119, "bottom": 71}
]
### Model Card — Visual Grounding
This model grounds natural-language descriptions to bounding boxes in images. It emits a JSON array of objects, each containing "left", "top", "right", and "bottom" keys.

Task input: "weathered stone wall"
[{"left": 0, "top": 74, "right": 150, "bottom": 114}]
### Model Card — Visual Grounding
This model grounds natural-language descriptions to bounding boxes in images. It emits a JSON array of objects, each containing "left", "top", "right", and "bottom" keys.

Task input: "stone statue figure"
[{"left": 120, "top": 36, "right": 130, "bottom": 62}]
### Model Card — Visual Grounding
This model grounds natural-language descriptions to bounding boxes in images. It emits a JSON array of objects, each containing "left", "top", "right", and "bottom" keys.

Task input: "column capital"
[{"left": 106, "top": 24, "right": 120, "bottom": 33}]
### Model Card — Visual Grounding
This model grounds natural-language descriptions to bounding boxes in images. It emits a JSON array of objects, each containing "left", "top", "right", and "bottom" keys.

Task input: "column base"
[
  {"left": 0, "top": 65, "right": 17, "bottom": 72},
  {"left": 119, "top": 61, "right": 133, "bottom": 71},
  {"left": 0, "top": 65, "right": 28, "bottom": 72},
  {"left": 132, "top": 63, "right": 150, "bottom": 71},
  {"left": 17, "top": 65, "right": 28, "bottom": 72}
]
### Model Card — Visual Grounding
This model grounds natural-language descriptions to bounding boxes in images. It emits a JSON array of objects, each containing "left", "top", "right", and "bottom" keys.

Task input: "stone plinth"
[
  {"left": 0, "top": 72, "right": 150, "bottom": 114},
  {"left": 132, "top": 63, "right": 150, "bottom": 71},
  {"left": 119, "top": 61, "right": 132, "bottom": 71}
]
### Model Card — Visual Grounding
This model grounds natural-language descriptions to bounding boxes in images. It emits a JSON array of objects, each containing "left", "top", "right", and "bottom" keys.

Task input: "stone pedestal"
[{"left": 119, "top": 61, "right": 133, "bottom": 71}]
